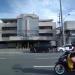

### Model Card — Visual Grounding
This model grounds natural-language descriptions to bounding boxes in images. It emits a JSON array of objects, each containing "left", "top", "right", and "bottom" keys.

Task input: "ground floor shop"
[{"left": 0, "top": 40, "right": 57, "bottom": 52}]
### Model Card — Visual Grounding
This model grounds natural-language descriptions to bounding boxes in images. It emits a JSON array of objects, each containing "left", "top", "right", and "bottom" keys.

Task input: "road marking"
[
  {"left": 0, "top": 58, "right": 8, "bottom": 60},
  {"left": 0, "top": 52, "right": 23, "bottom": 54},
  {"left": 36, "top": 58, "right": 50, "bottom": 59},
  {"left": 36, "top": 57, "right": 58, "bottom": 60},
  {"left": 33, "top": 65, "right": 54, "bottom": 68}
]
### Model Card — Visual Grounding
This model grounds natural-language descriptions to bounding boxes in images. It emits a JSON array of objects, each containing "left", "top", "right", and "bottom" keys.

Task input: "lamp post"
[{"left": 59, "top": 0, "right": 65, "bottom": 46}]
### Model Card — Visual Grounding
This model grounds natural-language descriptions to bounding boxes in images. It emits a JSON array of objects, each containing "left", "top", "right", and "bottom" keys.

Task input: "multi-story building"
[
  {"left": 0, "top": 14, "right": 56, "bottom": 52},
  {"left": 39, "top": 19, "right": 56, "bottom": 47},
  {"left": 64, "top": 21, "right": 75, "bottom": 44},
  {"left": 0, "top": 19, "right": 17, "bottom": 48},
  {"left": 56, "top": 21, "right": 75, "bottom": 46},
  {"left": 2, "top": 19, "right": 17, "bottom": 40}
]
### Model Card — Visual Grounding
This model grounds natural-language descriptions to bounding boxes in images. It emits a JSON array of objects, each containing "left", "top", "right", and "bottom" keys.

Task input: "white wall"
[
  {"left": 65, "top": 21, "right": 75, "bottom": 30},
  {"left": 0, "top": 23, "right": 3, "bottom": 41},
  {"left": 39, "top": 21, "right": 56, "bottom": 29}
]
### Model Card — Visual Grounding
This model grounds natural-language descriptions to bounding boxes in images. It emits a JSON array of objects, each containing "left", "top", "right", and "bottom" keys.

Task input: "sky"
[{"left": 0, "top": 0, "right": 75, "bottom": 22}]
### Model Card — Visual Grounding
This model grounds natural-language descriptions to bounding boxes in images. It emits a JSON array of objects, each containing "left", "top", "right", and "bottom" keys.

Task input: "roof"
[
  {"left": 39, "top": 19, "right": 53, "bottom": 22},
  {"left": 1, "top": 18, "right": 17, "bottom": 23},
  {"left": 17, "top": 14, "right": 39, "bottom": 19}
]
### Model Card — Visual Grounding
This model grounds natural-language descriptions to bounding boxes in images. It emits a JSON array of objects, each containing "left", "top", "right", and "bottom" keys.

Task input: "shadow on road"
[
  {"left": 12, "top": 64, "right": 75, "bottom": 75},
  {"left": 21, "top": 68, "right": 54, "bottom": 74},
  {"left": 12, "top": 64, "right": 55, "bottom": 75}
]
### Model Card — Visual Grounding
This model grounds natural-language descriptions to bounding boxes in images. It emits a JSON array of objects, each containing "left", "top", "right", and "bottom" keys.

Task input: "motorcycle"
[{"left": 54, "top": 51, "right": 75, "bottom": 75}]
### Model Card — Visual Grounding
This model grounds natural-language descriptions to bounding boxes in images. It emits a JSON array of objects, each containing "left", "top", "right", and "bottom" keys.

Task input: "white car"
[{"left": 57, "top": 44, "right": 74, "bottom": 52}]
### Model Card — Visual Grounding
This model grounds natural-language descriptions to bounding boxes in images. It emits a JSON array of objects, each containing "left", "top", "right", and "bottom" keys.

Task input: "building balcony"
[
  {"left": 9, "top": 36, "right": 54, "bottom": 40},
  {"left": 2, "top": 30, "right": 17, "bottom": 34},
  {"left": 2, "top": 23, "right": 17, "bottom": 27},
  {"left": 39, "top": 36, "right": 55, "bottom": 40},
  {"left": 0, "top": 36, "right": 55, "bottom": 41},
  {"left": 2, "top": 37, "right": 9, "bottom": 41},
  {"left": 9, "top": 36, "right": 23, "bottom": 40},
  {"left": 27, "top": 36, "right": 54, "bottom": 40},
  {"left": 2, "top": 36, "right": 23, "bottom": 41},
  {"left": 39, "top": 29, "right": 53, "bottom": 33}
]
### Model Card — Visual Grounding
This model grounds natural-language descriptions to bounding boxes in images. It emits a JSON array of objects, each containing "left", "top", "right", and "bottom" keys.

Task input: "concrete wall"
[
  {"left": 65, "top": 21, "right": 75, "bottom": 30},
  {"left": 39, "top": 20, "right": 56, "bottom": 46},
  {"left": 0, "top": 23, "right": 3, "bottom": 41},
  {"left": 39, "top": 21, "right": 56, "bottom": 29}
]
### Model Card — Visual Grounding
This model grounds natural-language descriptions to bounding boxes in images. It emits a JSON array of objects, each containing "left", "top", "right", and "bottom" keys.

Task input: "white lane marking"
[
  {"left": 36, "top": 58, "right": 50, "bottom": 59},
  {"left": 0, "top": 58, "right": 8, "bottom": 60},
  {"left": 0, "top": 52, "right": 23, "bottom": 54},
  {"left": 33, "top": 65, "right": 54, "bottom": 68},
  {"left": 36, "top": 57, "right": 58, "bottom": 60}
]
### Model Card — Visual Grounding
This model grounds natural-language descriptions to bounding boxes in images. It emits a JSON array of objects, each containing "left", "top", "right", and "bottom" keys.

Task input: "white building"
[
  {"left": 0, "top": 14, "right": 56, "bottom": 52},
  {"left": 39, "top": 19, "right": 56, "bottom": 46},
  {"left": 56, "top": 21, "right": 75, "bottom": 46}
]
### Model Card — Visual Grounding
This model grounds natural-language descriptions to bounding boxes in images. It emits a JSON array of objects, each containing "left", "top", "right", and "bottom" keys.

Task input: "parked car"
[{"left": 57, "top": 44, "right": 74, "bottom": 52}]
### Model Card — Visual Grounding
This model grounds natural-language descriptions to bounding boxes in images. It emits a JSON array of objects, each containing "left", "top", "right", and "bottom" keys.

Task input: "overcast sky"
[{"left": 0, "top": 0, "right": 75, "bottom": 22}]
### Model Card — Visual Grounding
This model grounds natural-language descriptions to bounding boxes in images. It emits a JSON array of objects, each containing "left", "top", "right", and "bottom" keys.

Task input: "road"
[{"left": 0, "top": 52, "right": 74, "bottom": 75}]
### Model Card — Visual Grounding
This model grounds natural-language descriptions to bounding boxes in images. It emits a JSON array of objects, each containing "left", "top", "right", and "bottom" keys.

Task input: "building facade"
[
  {"left": 0, "top": 19, "right": 17, "bottom": 48},
  {"left": 0, "top": 14, "right": 56, "bottom": 52},
  {"left": 17, "top": 14, "right": 39, "bottom": 37},
  {"left": 39, "top": 19, "right": 56, "bottom": 47},
  {"left": 56, "top": 21, "right": 75, "bottom": 46},
  {"left": 64, "top": 21, "right": 75, "bottom": 44}
]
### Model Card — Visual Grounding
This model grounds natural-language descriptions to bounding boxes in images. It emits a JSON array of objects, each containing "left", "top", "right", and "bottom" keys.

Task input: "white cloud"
[
  {"left": 64, "top": 10, "right": 75, "bottom": 21},
  {"left": 3, "top": 0, "right": 58, "bottom": 21},
  {"left": 0, "top": 13, "right": 17, "bottom": 18},
  {"left": 0, "top": 0, "right": 75, "bottom": 23}
]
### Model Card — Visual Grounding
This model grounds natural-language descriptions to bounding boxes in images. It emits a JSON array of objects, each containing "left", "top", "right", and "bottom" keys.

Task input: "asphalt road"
[{"left": 0, "top": 52, "right": 74, "bottom": 75}]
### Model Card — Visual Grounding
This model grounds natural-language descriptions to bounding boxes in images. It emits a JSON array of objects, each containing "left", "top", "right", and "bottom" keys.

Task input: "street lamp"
[
  {"left": 63, "top": 14, "right": 70, "bottom": 20},
  {"left": 59, "top": 0, "right": 65, "bottom": 46},
  {"left": 59, "top": 0, "right": 71, "bottom": 46}
]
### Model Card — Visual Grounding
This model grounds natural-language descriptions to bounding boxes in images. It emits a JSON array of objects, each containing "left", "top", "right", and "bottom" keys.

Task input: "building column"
[{"left": 27, "top": 42, "right": 29, "bottom": 48}]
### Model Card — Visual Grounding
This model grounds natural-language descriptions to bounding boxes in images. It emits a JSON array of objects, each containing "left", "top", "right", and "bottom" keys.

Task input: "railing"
[
  {"left": 25, "top": 36, "right": 54, "bottom": 40},
  {"left": 2, "top": 30, "right": 17, "bottom": 34},
  {"left": 39, "top": 36, "right": 54, "bottom": 40},
  {"left": 2, "top": 37, "right": 9, "bottom": 41},
  {"left": 39, "top": 29, "right": 53, "bottom": 33},
  {"left": 2, "top": 23, "right": 17, "bottom": 27},
  {"left": 1, "top": 36, "right": 54, "bottom": 41}
]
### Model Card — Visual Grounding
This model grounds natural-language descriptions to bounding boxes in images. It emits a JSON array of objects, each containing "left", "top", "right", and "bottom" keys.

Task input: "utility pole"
[{"left": 59, "top": 0, "right": 65, "bottom": 46}]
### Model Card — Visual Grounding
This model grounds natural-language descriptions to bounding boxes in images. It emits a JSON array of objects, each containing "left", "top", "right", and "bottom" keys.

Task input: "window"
[
  {"left": 39, "top": 26, "right": 52, "bottom": 29},
  {"left": 2, "top": 34, "right": 17, "bottom": 37},
  {"left": 2, "top": 27, "right": 17, "bottom": 30},
  {"left": 39, "top": 33, "right": 53, "bottom": 36},
  {"left": 50, "top": 26, "right": 52, "bottom": 29}
]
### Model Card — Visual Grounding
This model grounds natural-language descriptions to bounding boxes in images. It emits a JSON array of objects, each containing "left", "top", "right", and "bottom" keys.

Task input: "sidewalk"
[{"left": 0, "top": 48, "right": 30, "bottom": 53}]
